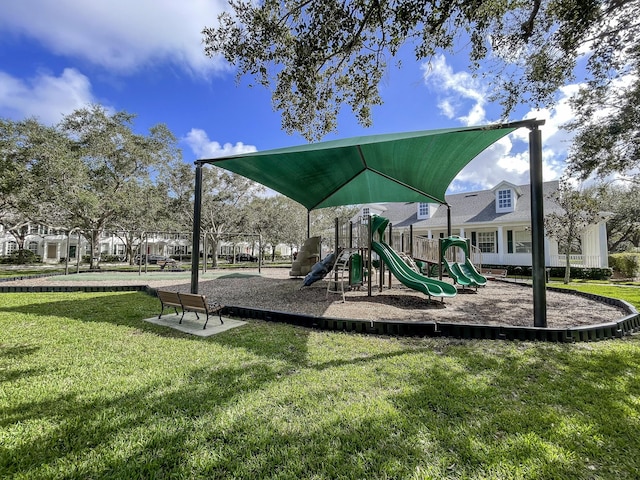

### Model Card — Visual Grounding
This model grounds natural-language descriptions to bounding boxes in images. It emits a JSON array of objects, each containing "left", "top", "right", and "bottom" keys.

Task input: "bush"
[
  {"left": 608, "top": 253, "right": 640, "bottom": 278},
  {"left": 0, "top": 249, "right": 42, "bottom": 265},
  {"left": 481, "top": 264, "right": 613, "bottom": 281}
]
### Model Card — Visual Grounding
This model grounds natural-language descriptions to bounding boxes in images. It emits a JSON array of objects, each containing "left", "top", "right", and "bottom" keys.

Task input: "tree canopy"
[{"left": 204, "top": 0, "right": 639, "bottom": 180}]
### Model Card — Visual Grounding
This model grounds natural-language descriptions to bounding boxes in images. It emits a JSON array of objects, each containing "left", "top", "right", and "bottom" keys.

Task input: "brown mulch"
[
  {"left": 3, "top": 268, "right": 631, "bottom": 329},
  {"left": 190, "top": 269, "right": 629, "bottom": 329}
]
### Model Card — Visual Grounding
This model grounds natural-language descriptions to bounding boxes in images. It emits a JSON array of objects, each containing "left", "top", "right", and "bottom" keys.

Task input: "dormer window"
[
  {"left": 417, "top": 202, "right": 430, "bottom": 219},
  {"left": 496, "top": 188, "right": 516, "bottom": 213}
]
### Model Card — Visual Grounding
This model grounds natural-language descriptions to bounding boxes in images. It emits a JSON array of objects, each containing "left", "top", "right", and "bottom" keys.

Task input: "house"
[
  {"left": 0, "top": 226, "right": 193, "bottom": 264},
  {"left": 0, "top": 224, "right": 280, "bottom": 264},
  {"left": 353, "top": 180, "right": 609, "bottom": 268}
]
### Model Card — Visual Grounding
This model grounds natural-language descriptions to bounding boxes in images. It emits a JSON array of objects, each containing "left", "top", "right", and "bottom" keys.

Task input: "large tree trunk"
[
  {"left": 210, "top": 237, "right": 219, "bottom": 268},
  {"left": 90, "top": 230, "right": 101, "bottom": 270}
]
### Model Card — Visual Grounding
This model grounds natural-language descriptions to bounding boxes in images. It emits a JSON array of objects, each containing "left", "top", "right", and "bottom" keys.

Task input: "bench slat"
[{"left": 156, "top": 290, "right": 224, "bottom": 329}]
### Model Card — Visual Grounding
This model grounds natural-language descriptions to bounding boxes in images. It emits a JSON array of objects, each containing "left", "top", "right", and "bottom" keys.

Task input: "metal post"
[
  {"left": 447, "top": 205, "right": 452, "bottom": 237},
  {"left": 258, "top": 234, "right": 262, "bottom": 274},
  {"left": 409, "top": 225, "right": 413, "bottom": 257},
  {"left": 76, "top": 231, "right": 81, "bottom": 274},
  {"left": 530, "top": 126, "right": 547, "bottom": 327},
  {"left": 65, "top": 229, "right": 71, "bottom": 275},
  {"left": 367, "top": 215, "right": 372, "bottom": 297},
  {"left": 334, "top": 218, "right": 339, "bottom": 284},
  {"left": 190, "top": 163, "right": 203, "bottom": 294},
  {"left": 307, "top": 210, "right": 311, "bottom": 239},
  {"left": 138, "top": 232, "right": 143, "bottom": 276},
  {"left": 387, "top": 223, "right": 393, "bottom": 289},
  {"left": 202, "top": 234, "right": 207, "bottom": 273},
  {"left": 144, "top": 235, "right": 149, "bottom": 274}
]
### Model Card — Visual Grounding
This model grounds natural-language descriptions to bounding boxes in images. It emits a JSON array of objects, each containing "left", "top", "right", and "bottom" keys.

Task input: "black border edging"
[
  {"left": 0, "top": 285, "right": 148, "bottom": 293},
  {"left": 0, "top": 271, "right": 69, "bottom": 283},
  {"left": 3, "top": 283, "right": 639, "bottom": 342}
]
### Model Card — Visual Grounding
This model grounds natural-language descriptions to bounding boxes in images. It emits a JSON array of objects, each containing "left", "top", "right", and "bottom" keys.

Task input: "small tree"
[
  {"left": 598, "top": 182, "right": 640, "bottom": 252},
  {"left": 545, "top": 179, "right": 601, "bottom": 284}
]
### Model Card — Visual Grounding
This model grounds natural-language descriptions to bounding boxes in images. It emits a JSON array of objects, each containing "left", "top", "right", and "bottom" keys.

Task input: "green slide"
[
  {"left": 446, "top": 260, "right": 473, "bottom": 286},
  {"left": 445, "top": 258, "right": 487, "bottom": 287},
  {"left": 371, "top": 215, "right": 457, "bottom": 299},
  {"left": 440, "top": 235, "right": 487, "bottom": 287}
]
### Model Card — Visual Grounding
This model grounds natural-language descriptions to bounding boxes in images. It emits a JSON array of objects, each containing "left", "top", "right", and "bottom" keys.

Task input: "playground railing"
[{"left": 412, "top": 236, "right": 440, "bottom": 263}]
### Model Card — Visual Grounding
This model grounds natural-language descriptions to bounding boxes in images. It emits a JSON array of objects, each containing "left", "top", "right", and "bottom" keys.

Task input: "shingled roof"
[{"left": 377, "top": 180, "right": 561, "bottom": 229}]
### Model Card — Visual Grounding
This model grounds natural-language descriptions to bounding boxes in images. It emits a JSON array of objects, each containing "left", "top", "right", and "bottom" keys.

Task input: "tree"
[
  {"left": 110, "top": 182, "right": 175, "bottom": 264},
  {"left": 200, "top": 166, "right": 263, "bottom": 267},
  {"left": 545, "top": 179, "right": 601, "bottom": 283},
  {"left": 0, "top": 118, "right": 70, "bottom": 255},
  {"left": 52, "top": 105, "right": 182, "bottom": 269},
  {"left": 245, "top": 195, "right": 302, "bottom": 261},
  {"left": 0, "top": 118, "right": 35, "bottom": 248},
  {"left": 598, "top": 182, "right": 640, "bottom": 252},
  {"left": 203, "top": 0, "right": 639, "bottom": 141}
]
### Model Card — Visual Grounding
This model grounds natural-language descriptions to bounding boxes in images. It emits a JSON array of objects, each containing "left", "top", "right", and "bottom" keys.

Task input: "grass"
[
  {"left": 1, "top": 288, "right": 639, "bottom": 479},
  {"left": 549, "top": 282, "right": 640, "bottom": 309}
]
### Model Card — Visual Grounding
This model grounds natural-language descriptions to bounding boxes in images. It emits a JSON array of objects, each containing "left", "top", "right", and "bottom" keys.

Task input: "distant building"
[{"left": 353, "top": 180, "right": 609, "bottom": 268}]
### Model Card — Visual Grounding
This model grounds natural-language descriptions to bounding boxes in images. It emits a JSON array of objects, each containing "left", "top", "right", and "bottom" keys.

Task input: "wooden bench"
[
  {"left": 156, "top": 290, "right": 224, "bottom": 329},
  {"left": 480, "top": 268, "right": 508, "bottom": 279},
  {"left": 157, "top": 290, "right": 182, "bottom": 318},
  {"left": 159, "top": 259, "right": 181, "bottom": 271}
]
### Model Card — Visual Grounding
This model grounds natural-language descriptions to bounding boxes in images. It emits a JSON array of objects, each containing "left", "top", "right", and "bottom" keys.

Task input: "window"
[
  {"left": 514, "top": 230, "right": 532, "bottom": 253},
  {"left": 362, "top": 207, "right": 370, "bottom": 217},
  {"left": 7, "top": 241, "right": 17, "bottom": 255},
  {"left": 417, "top": 202, "right": 430, "bottom": 219},
  {"left": 28, "top": 241, "right": 38, "bottom": 254},
  {"left": 477, "top": 232, "right": 495, "bottom": 253},
  {"left": 497, "top": 189, "right": 512, "bottom": 209}
]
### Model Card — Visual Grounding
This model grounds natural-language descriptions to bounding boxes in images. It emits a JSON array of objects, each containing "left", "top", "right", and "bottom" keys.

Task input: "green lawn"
[{"left": 1, "top": 288, "right": 639, "bottom": 479}]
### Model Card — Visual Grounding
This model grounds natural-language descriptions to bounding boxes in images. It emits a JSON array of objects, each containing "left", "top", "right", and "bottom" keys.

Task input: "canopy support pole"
[
  {"left": 367, "top": 215, "right": 372, "bottom": 297},
  {"left": 190, "top": 163, "right": 203, "bottom": 294},
  {"left": 447, "top": 206, "right": 452, "bottom": 237},
  {"left": 529, "top": 125, "right": 547, "bottom": 327},
  {"left": 307, "top": 210, "right": 310, "bottom": 239}
]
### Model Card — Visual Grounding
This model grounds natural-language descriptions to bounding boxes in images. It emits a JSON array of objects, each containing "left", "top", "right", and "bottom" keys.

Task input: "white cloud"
[
  {"left": 0, "top": 68, "right": 96, "bottom": 124},
  {"left": 423, "top": 55, "right": 581, "bottom": 192},
  {"left": 422, "top": 55, "right": 488, "bottom": 125},
  {"left": 0, "top": 0, "right": 230, "bottom": 76},
  {"left": 184, "top": 128, "right": 257, "bottom": 158}
]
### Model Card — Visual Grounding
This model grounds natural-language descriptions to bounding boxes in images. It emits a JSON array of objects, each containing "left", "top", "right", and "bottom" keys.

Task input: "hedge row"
[
  {"left": 482, "top": 264, "right": 613, "bottom": 280},
  {"left": 608, "top": 253, "right": 640, "bottom": 278}
]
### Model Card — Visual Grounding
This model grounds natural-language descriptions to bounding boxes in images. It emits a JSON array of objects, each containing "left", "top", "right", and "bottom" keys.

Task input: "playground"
[{"left": 1, "top": 267, "right": 629, "bottom": 329}]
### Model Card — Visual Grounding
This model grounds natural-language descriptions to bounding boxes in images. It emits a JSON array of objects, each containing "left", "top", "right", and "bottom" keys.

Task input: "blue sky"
[{"left": 0, "top": 1, "right": 578, "bottom": 194}]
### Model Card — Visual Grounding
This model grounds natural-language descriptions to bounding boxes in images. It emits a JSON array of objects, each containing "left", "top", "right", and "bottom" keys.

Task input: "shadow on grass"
[
  {"left": 0, "top": 291, "right": 193, "bottom": 338},
  {"left": 2, "top": 292, "right": 640, "bottom": 478}
]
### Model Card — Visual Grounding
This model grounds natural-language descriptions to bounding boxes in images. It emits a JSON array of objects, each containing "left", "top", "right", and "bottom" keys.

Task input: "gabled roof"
[
  {"left": 372, "top": 180, "right": 561, "bottom": 228},
  {"left": 492, "top": 180, "right": 523, "bottom": 197},
  {"left": 197, "top": 122, "right": 542, "bottom": 210}
]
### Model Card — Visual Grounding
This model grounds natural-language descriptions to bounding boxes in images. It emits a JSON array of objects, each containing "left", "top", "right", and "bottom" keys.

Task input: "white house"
[{"left": 354, "top": 180, "right": 609, "bottom": 268}]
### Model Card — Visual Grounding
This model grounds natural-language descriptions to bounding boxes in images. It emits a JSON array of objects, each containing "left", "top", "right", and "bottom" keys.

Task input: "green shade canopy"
[{"left": 198, "top": 122, "right": 529, "bottom": 210}]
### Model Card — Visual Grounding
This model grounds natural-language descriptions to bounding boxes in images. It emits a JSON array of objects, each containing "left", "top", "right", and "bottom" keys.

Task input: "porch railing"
[{"left": 548, "top": 255, "right": 605, "bottom": 268}]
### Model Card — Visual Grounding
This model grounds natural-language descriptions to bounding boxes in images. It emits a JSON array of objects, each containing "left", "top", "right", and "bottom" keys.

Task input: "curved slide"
[
  {"left": 371, "top": 214, "right": 456, "bottom": 299},
  {"left": 444, "top": 259, "right": 487, "bottom": 287},
  {"left": 372, "top": 241, "right": 457, "bottom": 299}
]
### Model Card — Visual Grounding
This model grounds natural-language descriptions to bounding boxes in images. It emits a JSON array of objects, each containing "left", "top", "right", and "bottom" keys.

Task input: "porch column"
[
  {"left": 598, "top": 222, "right": 609, "bottom": 268},
  {"left": 497, "top": 227, "right": 504, "bottom": 264}
]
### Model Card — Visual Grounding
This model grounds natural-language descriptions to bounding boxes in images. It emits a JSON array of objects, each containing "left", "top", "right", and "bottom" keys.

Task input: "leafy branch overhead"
[{"left": 203, "top": 0, "right": 638, "bottom": 143}]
